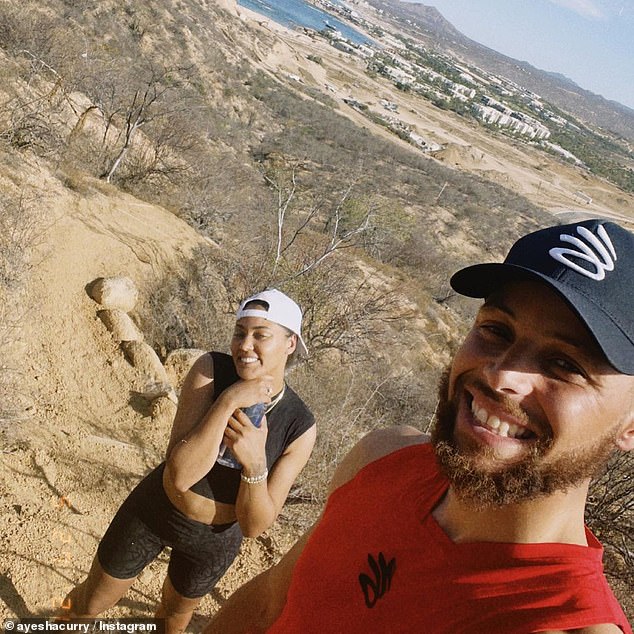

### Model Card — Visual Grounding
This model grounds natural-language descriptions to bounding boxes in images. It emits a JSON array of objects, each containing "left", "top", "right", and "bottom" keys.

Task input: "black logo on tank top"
[{"left": 358, "top": 552, "right": 396, "bottom": 608}]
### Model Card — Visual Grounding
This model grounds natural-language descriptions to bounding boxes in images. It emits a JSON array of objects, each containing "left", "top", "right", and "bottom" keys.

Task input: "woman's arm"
[
  {"left": 165, "top": 353, "right": 215, "bottom": 458},
  {"left": 164, "top": 353, "right": 273, "bottom": 493},
  {"left": 233, "top": 423, "right": 317, "bottom": 537}
]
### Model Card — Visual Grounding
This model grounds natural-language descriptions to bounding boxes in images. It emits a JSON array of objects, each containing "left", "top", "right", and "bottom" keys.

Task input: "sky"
[{"left": 410, "top": 0, "right": 634, "bottom": 110}]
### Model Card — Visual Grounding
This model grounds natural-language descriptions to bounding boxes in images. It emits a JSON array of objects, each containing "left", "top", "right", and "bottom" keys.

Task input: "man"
[{"left": 206, "top": 219, "right": 634, "bottom": 633}]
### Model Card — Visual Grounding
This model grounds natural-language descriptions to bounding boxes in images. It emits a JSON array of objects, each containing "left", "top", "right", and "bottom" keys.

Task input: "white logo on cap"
[{"left": 549, "top": 225, "right": 616, "bottom": 281}]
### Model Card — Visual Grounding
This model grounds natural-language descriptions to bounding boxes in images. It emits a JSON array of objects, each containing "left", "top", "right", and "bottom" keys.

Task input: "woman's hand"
[
  {"left": 223, "top": 410, "right": 268, "bottom": 475},
  {"left": 220, "top": 376, "right": 274, "bottom": 412}
]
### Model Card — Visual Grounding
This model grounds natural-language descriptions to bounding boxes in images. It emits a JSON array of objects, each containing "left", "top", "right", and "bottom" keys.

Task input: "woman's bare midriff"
[{"left": 162, "top": 467, "right": 238, "bottom": 525}]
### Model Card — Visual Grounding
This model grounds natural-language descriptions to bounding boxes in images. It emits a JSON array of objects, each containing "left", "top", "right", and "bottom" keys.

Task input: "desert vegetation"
[
  {"left": 0, "top": 0, "right": 631, "bottom": 621},
  {"left": 0, "top": 175, "right": 44, "bottom": 439}
]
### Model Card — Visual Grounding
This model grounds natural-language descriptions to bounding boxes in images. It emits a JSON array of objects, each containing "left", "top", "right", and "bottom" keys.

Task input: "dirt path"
[{"left": 0, "top": 177, "right": 212, "bottom": 621}]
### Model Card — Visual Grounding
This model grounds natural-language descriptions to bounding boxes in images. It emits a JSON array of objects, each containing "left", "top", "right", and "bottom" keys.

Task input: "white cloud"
[{"left": 547, "top": 0, "right": 606, "bottom": 19}]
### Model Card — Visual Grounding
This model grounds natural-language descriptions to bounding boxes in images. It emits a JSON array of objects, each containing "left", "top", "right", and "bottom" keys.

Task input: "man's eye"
[
  {"left": 479, "top": 323, "right": 510, "bottom": 339},
  {"left": 551, "top": 358, "right": 584, "bottom": 376}
]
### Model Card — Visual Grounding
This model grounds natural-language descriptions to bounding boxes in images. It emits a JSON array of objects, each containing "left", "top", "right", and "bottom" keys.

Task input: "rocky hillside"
[{"left": 0, "top": 0, "right": 632, "bottom": 626}]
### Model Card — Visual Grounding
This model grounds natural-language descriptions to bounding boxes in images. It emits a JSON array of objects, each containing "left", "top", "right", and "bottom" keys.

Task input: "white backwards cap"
[{"left": 236, "top": 288, "right": 308, "bottom": 357}]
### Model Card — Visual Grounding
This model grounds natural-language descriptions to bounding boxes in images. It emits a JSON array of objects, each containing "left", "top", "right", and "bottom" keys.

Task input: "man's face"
[{"left": 432, "top": 280, "right": 634, "bottom": 507}]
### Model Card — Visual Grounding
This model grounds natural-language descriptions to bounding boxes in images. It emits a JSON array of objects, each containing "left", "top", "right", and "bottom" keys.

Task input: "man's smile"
[{"left": 469, "top": 394, "right": 537, "bottom": 441}]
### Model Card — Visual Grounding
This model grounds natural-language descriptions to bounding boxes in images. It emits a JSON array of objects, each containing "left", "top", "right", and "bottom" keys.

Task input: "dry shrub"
[
  {"left": 0, "top": 187, "right": 43, "bottom": 438},
  {"left": 288, "top": 358, "right": 389, "bottom": 505},
  {"left": 586, "top": 452, "right": 634, "bottom": 617},
  {"left": 137, "top": 246, "right": 231, "bottom": 358},
  {"left": 368, "top": 366, "right": 444, "bottom": 435}
]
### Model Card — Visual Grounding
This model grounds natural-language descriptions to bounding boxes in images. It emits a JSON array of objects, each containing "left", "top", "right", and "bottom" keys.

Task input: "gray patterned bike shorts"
[{"left": 97, "top": 463, "right": 243, "bottom": 598}]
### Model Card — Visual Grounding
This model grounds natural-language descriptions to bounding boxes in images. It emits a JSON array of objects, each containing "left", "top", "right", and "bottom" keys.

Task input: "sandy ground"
[{"left": 1, "top": 1, "right": 633, "bottom": 628}]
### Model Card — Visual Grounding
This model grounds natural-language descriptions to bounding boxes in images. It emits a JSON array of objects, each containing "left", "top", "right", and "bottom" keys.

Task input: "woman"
[{"left": 62, "top": 288, "right": 316, "bottom": 632}]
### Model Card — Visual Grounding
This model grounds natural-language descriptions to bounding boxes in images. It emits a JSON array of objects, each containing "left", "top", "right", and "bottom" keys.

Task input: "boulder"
[
  {"left": 151, "top": 395, "right": 178, "bottom": 426},
  {"left": 132, "top": 380, "right": 176, "bottom": 402},
  {"left": 120, "top": 340, "right": 168, "bottom": 385},
  {"left": 97, "top": 309, "right": 143, "bottom": 342},
  {"left": 90, "top": 277, "right": 139, "bottom": 312}
]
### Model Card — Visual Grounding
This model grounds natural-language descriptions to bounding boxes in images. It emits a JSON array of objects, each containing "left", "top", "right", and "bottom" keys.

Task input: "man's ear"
[
  {"left": 616, "top": 429, "right": 634, "bottom": 452},
  {"left": 616, "top": 413, "right": 634, "bottom": 451},
  {"left": 615, "top": 383, "right": 634, "bottom": 451}
]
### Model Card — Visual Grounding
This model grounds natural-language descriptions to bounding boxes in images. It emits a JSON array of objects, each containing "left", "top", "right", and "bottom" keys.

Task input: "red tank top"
[{"left": 268, "top": 443, "right": 631, "bottom": 633}]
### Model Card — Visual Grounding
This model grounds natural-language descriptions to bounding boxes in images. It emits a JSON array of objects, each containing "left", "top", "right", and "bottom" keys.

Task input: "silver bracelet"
[{"left": 240, "top": 469, "right": 269, "bottom": 484}]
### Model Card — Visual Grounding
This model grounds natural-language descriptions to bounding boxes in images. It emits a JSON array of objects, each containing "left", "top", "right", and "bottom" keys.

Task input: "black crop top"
[{"left": 188, "top": 352, "right": 315, "bottom": 504}]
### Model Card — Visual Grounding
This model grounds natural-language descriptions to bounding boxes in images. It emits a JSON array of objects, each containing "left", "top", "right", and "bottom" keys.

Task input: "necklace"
[{"left": 266, "top": 386, "right": 286, "bottom": 414}]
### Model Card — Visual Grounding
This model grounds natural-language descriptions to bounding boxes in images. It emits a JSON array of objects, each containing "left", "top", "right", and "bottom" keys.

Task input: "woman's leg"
[
  {"left": 155, "top": 576, "right": 203, "bottom": 634},
  {"left": 61, "top": 556, "right": 137, "bottom": 616},
  {"left": 62, "top": 481, "right": 165, "bottom": 617},
  {"left": 158, "top": 521, "right": 243, "bottom": 632}
]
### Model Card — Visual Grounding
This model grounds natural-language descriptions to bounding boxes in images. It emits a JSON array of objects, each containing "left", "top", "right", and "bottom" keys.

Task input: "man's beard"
[{"left": 430, "top": 368, "right": 616, "bottom": 509}]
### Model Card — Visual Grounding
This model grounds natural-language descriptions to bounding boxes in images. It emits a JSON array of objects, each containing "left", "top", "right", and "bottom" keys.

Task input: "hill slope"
[{"left": 0, "top": 0, "right": 632, "bottom": 626}]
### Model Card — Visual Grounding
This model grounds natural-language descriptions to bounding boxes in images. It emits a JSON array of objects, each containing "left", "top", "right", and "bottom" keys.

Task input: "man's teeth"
[
  {"left": 471, "top": 402, "right": 530, "bottom": 439},
  {"left": 241, "top": 357, "right": 258, "bottom": 364}
]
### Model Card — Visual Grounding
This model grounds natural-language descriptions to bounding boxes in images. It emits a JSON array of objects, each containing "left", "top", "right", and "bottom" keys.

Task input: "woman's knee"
[
  {"left": 67, "top": 557, "right": 136, "bottom": 616},
  {"left": 157, "top": 575, "right": 203, "bottom": 616}
]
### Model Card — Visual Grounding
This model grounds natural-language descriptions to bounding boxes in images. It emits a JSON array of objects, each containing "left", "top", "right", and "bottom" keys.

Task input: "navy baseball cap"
[{"left": 450, "top": 219, "right": 634, "bottom": 375}]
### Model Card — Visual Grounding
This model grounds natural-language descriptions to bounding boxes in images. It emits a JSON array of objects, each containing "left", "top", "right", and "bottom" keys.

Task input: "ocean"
[{"left": 236, "top": 0, "right": 371, "bottom": 45}]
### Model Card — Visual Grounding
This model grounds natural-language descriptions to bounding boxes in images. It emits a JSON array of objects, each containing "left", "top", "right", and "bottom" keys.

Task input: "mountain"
[
  {"left": 367, "top": 0, "right": 634, "bottom": 142},
  {"left": 543, "top": 71, "right": 580, "bottom": 88}
]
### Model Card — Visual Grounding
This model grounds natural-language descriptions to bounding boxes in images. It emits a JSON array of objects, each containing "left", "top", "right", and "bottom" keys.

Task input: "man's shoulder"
[
  {"left": 353, "top": 425, "right": 430, "bottom": 464},
  {"left": 328, "top": 426, "right": 429, "bottom": 493},
  {"left": 540, "top": 625, "right": 624, "bottom": 634}
]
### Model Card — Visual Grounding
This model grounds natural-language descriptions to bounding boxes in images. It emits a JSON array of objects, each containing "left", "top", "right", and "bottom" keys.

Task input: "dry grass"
[{"left": 0, "top": 182, "right": 43, "bottom": 440}]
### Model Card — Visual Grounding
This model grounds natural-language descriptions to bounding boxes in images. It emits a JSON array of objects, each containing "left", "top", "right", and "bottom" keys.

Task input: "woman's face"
[{"left": 230, "top": 316, "right": 297, "bottom": 380}]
